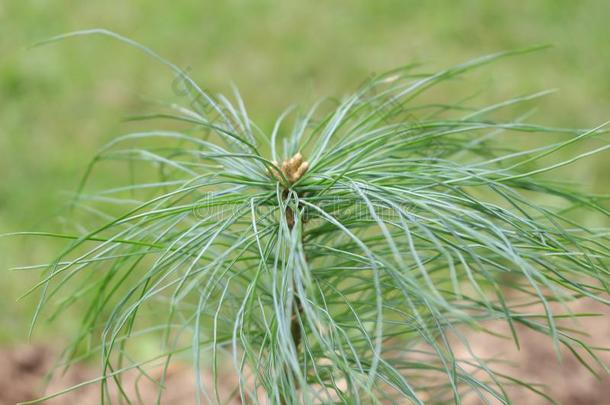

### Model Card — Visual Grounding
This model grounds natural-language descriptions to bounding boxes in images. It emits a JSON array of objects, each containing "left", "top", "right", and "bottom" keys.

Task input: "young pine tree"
[{"left": 15, "top": 31, "right": 610, "bottom": 404}]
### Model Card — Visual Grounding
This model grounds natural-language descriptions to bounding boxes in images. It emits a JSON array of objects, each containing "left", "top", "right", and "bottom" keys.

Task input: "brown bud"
[
  {"left": 292, "top": 161, "right": 309, "bottom": 182},
  {"left": 269, "top": 152, "right": 309, "bottom": 184}
]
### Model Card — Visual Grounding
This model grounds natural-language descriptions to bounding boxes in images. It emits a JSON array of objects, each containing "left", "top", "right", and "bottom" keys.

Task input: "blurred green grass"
[{"left": 1, "top": 0, "right": 609, "bottom": 343}]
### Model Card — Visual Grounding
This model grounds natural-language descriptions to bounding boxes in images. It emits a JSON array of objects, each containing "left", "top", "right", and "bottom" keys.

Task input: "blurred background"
[{"left": 1, "top": 0, "right": 609, "bottom": 403}]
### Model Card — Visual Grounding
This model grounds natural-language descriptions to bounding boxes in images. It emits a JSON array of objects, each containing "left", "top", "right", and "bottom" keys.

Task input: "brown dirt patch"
[{"left": 1, "top": 300, "right": 608, "bottom": 404}]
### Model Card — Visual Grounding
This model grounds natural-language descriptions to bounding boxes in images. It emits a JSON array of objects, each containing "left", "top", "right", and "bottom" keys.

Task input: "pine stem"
[{"left": 281, "top": 202, "right": 306, "bottom": 405}]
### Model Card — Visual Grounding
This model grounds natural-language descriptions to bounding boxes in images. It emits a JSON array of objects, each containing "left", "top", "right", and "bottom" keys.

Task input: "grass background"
[{"left": 1, "top": 0, "right": 609, "bottom": 343}]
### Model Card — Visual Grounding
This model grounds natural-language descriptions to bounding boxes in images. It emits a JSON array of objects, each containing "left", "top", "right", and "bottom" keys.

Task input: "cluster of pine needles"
[{"left": 7, "top": 30, "right": 610, "bottom": 404}]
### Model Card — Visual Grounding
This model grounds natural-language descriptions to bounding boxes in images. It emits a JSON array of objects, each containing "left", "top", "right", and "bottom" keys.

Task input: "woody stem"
[{"left": 281, "top": 201, "right": 306, "bottom": 404}]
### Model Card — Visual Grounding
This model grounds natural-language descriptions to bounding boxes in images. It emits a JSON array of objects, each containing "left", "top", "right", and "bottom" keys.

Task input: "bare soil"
[
  {"left": 457, "top": 298, "right": 610, "bottom": 405},
  {"left": 1, "top": 300, "right": 608, "bottom": 405}
]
